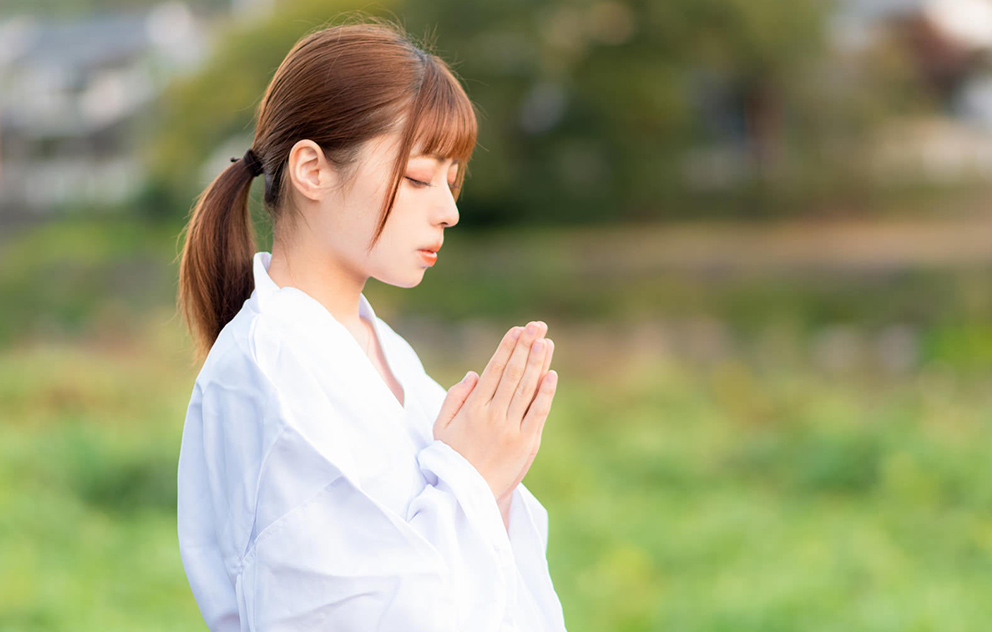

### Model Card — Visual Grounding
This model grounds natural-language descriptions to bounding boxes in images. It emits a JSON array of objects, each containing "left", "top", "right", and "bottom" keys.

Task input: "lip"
[{"left": 418, "top": 249, "right": 438, "bottom": 266}]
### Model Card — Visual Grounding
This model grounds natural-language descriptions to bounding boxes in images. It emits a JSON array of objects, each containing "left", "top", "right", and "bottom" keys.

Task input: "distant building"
[
  {"left": 0, "top": 3, "right": 210, "bottom": 217},
  {"left": 831, "top": 0, "right": 992, "bottom": 182}
]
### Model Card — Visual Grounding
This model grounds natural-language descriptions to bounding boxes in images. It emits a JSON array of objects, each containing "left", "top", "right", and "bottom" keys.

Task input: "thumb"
[{"left": 436, "top": 371, "right": 477, "bottom": 429}]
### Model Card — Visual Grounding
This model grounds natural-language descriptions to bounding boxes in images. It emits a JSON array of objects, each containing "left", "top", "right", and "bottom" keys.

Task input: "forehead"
[{"left": 359, "top": 128, "right": 459, "bottom": 169}]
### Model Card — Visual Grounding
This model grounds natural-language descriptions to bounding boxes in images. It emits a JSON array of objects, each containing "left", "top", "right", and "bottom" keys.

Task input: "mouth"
[{"left": 418, "top": 249, "right": 438, "bottom": 266}]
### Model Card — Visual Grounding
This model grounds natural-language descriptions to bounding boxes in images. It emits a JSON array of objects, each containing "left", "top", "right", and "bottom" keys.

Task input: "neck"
[{"left": 266, "top": 238, "right": 367, "bottom": 333}]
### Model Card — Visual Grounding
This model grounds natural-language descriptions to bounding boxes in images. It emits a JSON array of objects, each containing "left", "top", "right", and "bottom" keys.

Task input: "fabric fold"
[{"left": 176, "top": 251, "right": 568, "bottom": 632}]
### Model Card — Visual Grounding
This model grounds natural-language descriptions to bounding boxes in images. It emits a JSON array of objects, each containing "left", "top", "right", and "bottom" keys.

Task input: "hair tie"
[{"left": 230, "top": 148, "right": 264, "bottom": 177}]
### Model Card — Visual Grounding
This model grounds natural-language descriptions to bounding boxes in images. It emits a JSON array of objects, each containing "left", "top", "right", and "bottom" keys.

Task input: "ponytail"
[
  {"left": 177, "top": 149, "right": 263, "bottom": 363},
  {"left": 175, "top": 20, "right": 478, "bottom": 364}
]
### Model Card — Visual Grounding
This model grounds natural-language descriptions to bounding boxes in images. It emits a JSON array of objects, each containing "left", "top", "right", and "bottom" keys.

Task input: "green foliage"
[
  {"left": 5, "top": 216, "right": 992, "bottom": 373},
  {"left": 0, "top": 217, "right": 178, "bottom": 347},
  {"left": 4, "top": 323, "right": 992, "bottom": 630},
  {"left": 0, "top": 336, "right": 201, "bottom": 631},
  {"left": 143, "top": 0, "right": 404, "bottom": 219},
  {"left": 538, "top": 363, "right": 992, "bottom": 631},
  {"left": 3, "top": 217, "right": 992, "bottom": 629},
  {"left": 0, "top": 0, "right": 228, "bottom": 18},
  {"left": 141, "top": 0, "right": 907, "bottom": 225}
]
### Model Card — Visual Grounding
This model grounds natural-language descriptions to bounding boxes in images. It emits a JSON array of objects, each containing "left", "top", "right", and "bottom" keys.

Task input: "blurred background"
[{"left": 2, "top": 0, "right": 992, "bottom": 630}]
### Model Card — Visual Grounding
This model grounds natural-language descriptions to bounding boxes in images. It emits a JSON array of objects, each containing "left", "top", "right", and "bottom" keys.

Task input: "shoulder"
[
  {"left": 195, "top": 306, "right": 274, "bottom": 397},
  {"left": 185, "top": 304, "right": 360, "bottom": 489},
  {"left": 193, "top": 308, "right": 331, "bottom": 436},
  {"left": 188, "top": 304, "right": 320, "bottom": 456},
  {"left": 189, "top": 310, "right": 287, "bottom": 456},
  {"left": 207, "top": 297, "right": 326, "bottom": 396}
]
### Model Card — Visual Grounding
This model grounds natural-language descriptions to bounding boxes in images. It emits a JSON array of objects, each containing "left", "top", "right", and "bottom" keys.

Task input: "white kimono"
[{"left": 177, "top": 251, "right": 568, "bottom": 632}]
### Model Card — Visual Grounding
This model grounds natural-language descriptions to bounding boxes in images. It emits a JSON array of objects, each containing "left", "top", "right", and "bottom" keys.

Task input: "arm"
[
  {"left": 410, "top": 368, "right": 568, "bottom": 628},
  {"left": 219, "top": 323, "right": 522, "bottom": 632},
  {"left": 415, "top": 367, "right": 553, "bottom": 550},
  {"left": 369, "top": 320, "right": 567, "bottom": 629},
  {"left": 238, "top": 422, "right": 518, "bottom": 632}
]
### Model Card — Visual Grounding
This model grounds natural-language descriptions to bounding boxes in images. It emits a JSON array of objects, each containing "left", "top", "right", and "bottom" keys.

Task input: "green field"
[{"left": 2, "top": 217, "right": 991, "bottom": 631}]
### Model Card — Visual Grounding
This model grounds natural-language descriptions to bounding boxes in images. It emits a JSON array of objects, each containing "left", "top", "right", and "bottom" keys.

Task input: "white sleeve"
[
  {"left": 415, "top": 368, "right": 551, "bottom": 550},
  {"left": 216, "top": 365, "right": 521, "bottom": 631},
  {"left": 414, "top": 369, "right": 568, "bottom": 631},
  {"left": 236, "top": 426, "right": 518, "bottom": 630}
]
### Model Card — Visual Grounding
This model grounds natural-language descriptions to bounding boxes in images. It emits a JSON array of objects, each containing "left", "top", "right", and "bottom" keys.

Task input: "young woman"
[{"left": 175, "top": 19, "right": 566, "bottom": 632}]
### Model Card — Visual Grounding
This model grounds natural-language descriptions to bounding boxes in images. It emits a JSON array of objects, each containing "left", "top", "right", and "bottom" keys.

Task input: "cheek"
[
  {"left": 377, "top": 220, "right": 414, "bottom": 256},
  {"left": 341, "top": 190, "right": 387, "bottom": 238},
  {"left": 384, "top": 196, "right": 420, "bottom": 231}
]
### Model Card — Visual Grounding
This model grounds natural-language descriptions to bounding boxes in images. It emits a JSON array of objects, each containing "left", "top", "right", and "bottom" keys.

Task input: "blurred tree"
[
  {"left": 142, "top": 0, "right": 927, "bottom": 225},
  {"left": 140, "top": 0, "right": 381, "bottom": 221},
  {"left": 0, "top": 0, "right": 229, "bottom": 18}
]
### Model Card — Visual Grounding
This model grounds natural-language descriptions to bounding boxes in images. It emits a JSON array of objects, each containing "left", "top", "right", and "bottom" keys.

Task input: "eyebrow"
[{"left": 410, "top": 152, "right": 459, "bottom": 166}]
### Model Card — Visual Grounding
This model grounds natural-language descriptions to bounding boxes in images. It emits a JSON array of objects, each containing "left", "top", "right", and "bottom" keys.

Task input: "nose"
[{"left": 437, "top": 183, "right": 459, "bottom": 228}]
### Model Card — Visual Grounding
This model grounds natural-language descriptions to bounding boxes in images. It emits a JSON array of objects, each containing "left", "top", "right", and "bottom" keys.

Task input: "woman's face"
[{"left": 294, "top": 129, "right": 461, "bottom": 289}]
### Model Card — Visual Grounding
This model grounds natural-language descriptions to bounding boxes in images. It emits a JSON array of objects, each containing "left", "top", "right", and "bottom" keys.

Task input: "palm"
[{"left": 466, "top": 338, "right": 553, "bottom": 499}]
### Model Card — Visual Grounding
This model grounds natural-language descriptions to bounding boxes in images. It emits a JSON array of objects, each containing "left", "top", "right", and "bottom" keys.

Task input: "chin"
[{"left": 377, "top": 269, "right": 426, "bottom": 289}]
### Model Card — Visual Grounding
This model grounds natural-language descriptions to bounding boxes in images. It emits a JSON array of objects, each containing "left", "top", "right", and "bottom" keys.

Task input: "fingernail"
[
  {"left": 511, "top": 327, "right": 521, "bottom": 340},
  {"left": 526, "top": 322, "right": 538, "bottom": 335},
  {"left": 461, "top": 371, "right": 472, "bottom": 383}
]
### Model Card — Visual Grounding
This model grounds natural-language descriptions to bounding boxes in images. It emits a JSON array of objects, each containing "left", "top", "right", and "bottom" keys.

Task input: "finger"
[
  {"left": 434, "top": 371, "right": 478, "bottom": 436},
  {"left": 540, "top": 338, "right": 554, "bottom": 376},
  {"left": 521, "top": 369, "right": 557, "bottom": 436},
  {"left": 491, "top": 321, "right": 546, "bottom": 409},
  {"left": 506, "top": 337, "right": 547, "bottom": 424},
  {"left": 453, "top": 371, "right": 479, "bottom": 403},
  {"left": 470, "top": 327, "right": 522, "bottom": 405}
]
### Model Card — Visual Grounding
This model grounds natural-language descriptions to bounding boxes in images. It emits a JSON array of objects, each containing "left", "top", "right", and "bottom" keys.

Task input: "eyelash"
[
  {"left": 405, "top": 176, "right": 431, "bottom": 188},
  {"left": 406, "top": 176, "right": 459, "bottom": 191}
]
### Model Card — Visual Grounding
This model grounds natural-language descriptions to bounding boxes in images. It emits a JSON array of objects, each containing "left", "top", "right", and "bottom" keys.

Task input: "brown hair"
[{"left": 177, "top": 18, "right": 478, "bottom": 362}]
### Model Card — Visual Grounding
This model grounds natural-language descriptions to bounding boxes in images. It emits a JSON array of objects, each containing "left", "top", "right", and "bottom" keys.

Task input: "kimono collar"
[
  {"left": 250, "top": 251, "right": 377, "bottom": 326},
  {"left": 249, "top": 251, "right": 409, "bottom": 417}
]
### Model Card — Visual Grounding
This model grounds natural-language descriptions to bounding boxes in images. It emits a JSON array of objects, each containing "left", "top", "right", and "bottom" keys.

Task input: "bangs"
[
  {"left": 408, "top": 57, "right": 478, "bottom": 190},
  {"left": 369, "top": 52, "right": 478, "bottom": 247}
]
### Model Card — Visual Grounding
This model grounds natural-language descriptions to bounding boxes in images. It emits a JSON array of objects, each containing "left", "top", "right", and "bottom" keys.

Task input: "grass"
[
  {"left": 0, "top": 323, "right": 201, "bottom": 631},
  {"left": 3, "top": 321, "right": 992, "bottom": 631},
  {"left": 541, "top": 361, "right": 992, "bottom": 631},
  {"left": 2, "top": 216, "right": 991, "bottom": 630}
]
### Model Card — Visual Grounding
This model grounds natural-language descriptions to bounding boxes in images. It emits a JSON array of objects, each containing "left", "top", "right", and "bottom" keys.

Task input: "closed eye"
[
  {"left": 405, "top": 176, "right": 431, "bottom": 188},
  {"left": 406, "top": 175, "right": 461, "bottom": 193}
]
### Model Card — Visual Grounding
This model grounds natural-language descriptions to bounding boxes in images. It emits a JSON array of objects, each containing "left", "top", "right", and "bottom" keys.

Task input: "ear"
[{"left": 286, "top": 139, "right": 335, "bottom": 202}]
